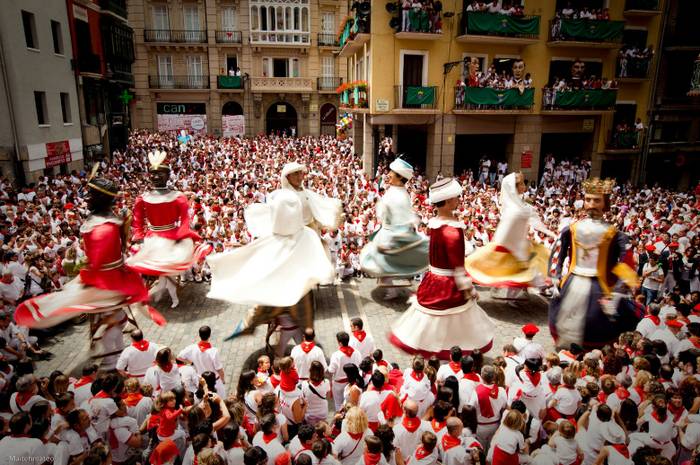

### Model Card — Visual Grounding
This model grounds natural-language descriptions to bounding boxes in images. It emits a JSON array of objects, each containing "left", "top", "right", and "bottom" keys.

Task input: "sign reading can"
[
  {"left": 156, "top": 103, "right": 206, "bottom": 115},
  {"left": 45, "top": 140, "right": 72, "bottom": 168}
]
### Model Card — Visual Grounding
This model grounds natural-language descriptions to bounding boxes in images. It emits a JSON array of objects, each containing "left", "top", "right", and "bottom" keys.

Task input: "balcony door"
[
  {"left": 402, "top": 53, "right": 425, "bottom": 108},
  {"left": 320, "top": 56, "right": 335, "bottom": 89},
  {"left": 222, "top": 7, "right": 236, "bottom": 31},
  {"left": 183, "top": 5, "right": 200, "bottom": 41},
  {"left": 158, "top": 55, "right": 174, "bottom": 88},
  {"left": 187, "top": 55, "right": 204, "bottom": 88},
  {"left": 152, "top": 5, "right": 170, "bottom": 41}
]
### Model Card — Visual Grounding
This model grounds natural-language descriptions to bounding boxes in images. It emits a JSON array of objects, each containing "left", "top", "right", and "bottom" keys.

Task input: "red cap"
[
  {"left": 275, "top": 452, "right": 291, "bottom": 465},
  {"left": 669, "top": 242, "right": 680, "bottom": 249},
  {"left": 667, "top": 319, "right": 684, "bottom": 329},
  {"left": 522, "top": 324, "right": 539, "bottom": 336},
  {"left": 645, "top": 244, "right": 656, "bottom": 252}
]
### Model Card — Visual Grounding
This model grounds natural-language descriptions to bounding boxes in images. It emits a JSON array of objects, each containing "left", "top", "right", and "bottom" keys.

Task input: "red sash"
[
  {"left": 476, "top": 384, "right": 499, "bottom": 418},
  {"left": 492, "top": 446, "right": 519, "bottom": 465},
  {"left": 611, "top": 444, "right": 630, "bottom": 459}
]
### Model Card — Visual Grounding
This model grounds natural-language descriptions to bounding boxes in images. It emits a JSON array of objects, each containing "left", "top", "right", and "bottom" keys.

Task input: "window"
[
  {"left": 152, "top": 5, "right": 170, "bottom": 29},
  {"left": 321, "top": 12, "right": 334, "bottom": 33},
  {"left": 249, "top": 1, "right": 310, "bottom": 43},
  {"left": 51, "top": 20, "right": 64, "bottom": 54},
  {"left": 187, "top": 55, "right": 204, "bottom": 87},
  {"left": 226, "top": 54, "right": 238, "bottom": 73},
  {"left": 222, "top": 7, "right": 236, "bottom": 30},
  {"left": 263, "top": 57, "right": 299, "bottom": 77},
  {"left": 34, "top": 91, "right": 48, "bottom": 125},
  {"left": 60, "top": 92, "right": 71, "bottom": 124},
  {"left": 183, "top": 4, "right": 199, "bottom": 30},
  {"left": 22, "top": 10, "right": 38, "bottom": 49},
  {"left": 158, "top": 55, "right": 173, "bottom": 87}
]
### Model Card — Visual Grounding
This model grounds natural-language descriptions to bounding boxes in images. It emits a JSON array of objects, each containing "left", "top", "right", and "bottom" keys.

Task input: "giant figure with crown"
[{"left": 549, "top": 178, "right": 640, "bottom": 350}]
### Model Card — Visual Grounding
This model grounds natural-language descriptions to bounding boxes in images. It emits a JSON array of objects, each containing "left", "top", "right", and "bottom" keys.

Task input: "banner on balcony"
[
  {"left": 553, "top": 89, "right": 616, "bottom": 108},
  {"left": 463, "top": 87, "right": 534, "bottom": 106},
  {"left": 405, "top": 87, "right": 436, "bottom": 105},
  {"left": 218, "top": 76, "right": 243, "bottom": 89},
  {"left": 466, "top": 12, "right": 539, "bottom": 36},
  {"left": 558, "top": 19, "right": 624, "bottom": 42},
  {"left": 157, "top": 114, "right": 208, "bottom": 134},
  {"left": 222, "top": 115, "right": 245, "bottom": 138}
]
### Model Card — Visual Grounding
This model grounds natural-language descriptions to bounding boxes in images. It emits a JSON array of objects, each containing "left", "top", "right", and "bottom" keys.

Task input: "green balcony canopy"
[
  {"left": 218, "top": 75, "right": 242, "bottom": 89},
  {"left": 462, "top": 87, "right": 534, "bottom": 107},
  {"left": 466, "top": 12, "right": 539, "bottom": 36},
  {"left": 558, "top": 19, "right": 624, "bottom": 42},
  {"left": 553, "top": 89, "right": 617, "bottom": 108},
  {"left": 405, "top": 86, "right": 436, "bottom": 105}
]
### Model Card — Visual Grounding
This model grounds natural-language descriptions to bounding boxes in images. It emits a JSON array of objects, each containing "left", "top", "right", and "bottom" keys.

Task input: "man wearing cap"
[
  {"left": 549, "top": 178, "right": 639, "bottom": 350},
  {"left": 514, "top": 324, "right": 546, "bottom": 361},
  {"left": 360, "top": 158, "right": 428, "bottom": 299},
  {"left": 127, "top": 150, "right": 212, "bottom": 308},
  {"left": 390, "top": 178, "right": 494, "bottom": 359},
  {"left": 649, "top": 315, "right": 684, "bottom": 356},
  {"left": 14, "top": 177, "right": 165, "bottom": 330}
]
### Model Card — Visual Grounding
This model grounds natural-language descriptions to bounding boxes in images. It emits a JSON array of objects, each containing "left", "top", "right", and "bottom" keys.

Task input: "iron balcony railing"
[
  {"left": 616, "top": 56, "right": 651, "bottom": 79},
  {"left": 215, "top": 30, "right": 242, "bottom": 44},
  {"left": 318, "top": 77, "right": 342, "bottom": 91},
  {"left": 317, "top": 33, "right": 337, "bottom": 46},
  {"left": 144, "top": 29, "right": 207, "bottom": 43},
  {"left": 394, "top": 85, "right": 439, "bottom": 109},
  {"left": 148, "top": 75, "right": 210, "bottom": 89}
]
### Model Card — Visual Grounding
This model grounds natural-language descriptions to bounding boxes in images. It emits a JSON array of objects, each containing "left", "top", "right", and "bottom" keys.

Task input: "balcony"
[
  {"left": 624, "top": 0, "right": 660, "bottom": 16},
  {"left": 249, "top": 77, "right": 314, "bottom": 93},
  {"left": 338, "top": 82, "right": 368, "bottom": 110},
  {"left": 393, "top": 7, "right": 444, "bottom": 40},
  {"left": 338, "top": 16, "right": 370, "bottom": 58},
  {"left": 77, "top": 53, "right": 102, "bottom": 75},
  {"left": 318, "top": 77, "right": 342, "bottom": 93},
  {"left": 616, "top": 56, "right": 652, "bottom": 81},
  {"left": 454, "top": 87, "right": 534, "bottom": 113},
  {"left": 215, "top": 30, "right": 242, "bottom": 44},
  {"left": 317, "top": 33, "right": 338, "bottom": 47},
  {"left": 217, "top": 75, "right": 244, "bottom": 90},
  {"left": 605, "top": 129, "right": 643, "bottom": 153},
  {"left": 456, "top": 12, "right": 540, "bottom": 46},
  {"left": 144, "top": 29, "right": 207, "bottom": 44},
  {"left": 548, "top": 19, "right": 624, "bottom": 48},
  {"left": 148, "top": 75, "right": 210, "bottom": 90},
  {"left": 100, "top": 0, "right": 127, "bottom": 18},
  {"left": 541, "top": 88, "right": 617, "bottom": 113},
  {"left": 106, "top": 60, "right": 133, "bottom": 84},
  {"left": 394, "top": 86, "right": 439, "bottom": 111},
  {"left": 249, "top": 31, "right": 311, "bottom": 46}
]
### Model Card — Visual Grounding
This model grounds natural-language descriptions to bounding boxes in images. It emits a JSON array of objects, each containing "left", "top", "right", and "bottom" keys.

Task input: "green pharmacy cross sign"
[{"left": 119, "top": 90, "right": 134, "bottom": 105}]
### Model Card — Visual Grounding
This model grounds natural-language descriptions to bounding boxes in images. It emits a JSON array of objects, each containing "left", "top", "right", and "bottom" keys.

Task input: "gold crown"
[{"left": 582, "top": 177, "right": 615, "bottom": 195}]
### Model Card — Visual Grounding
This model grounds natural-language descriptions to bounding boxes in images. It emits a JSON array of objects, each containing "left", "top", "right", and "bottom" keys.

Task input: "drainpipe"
[
  {"left": 638, "top": 0, "right": 670, "bottom": 186},
  {"left": 0, "top": 24, "right": 27, "bottom": 186}
]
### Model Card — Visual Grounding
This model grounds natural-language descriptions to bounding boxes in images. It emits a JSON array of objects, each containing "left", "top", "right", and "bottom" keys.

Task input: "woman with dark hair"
[
  {"left": 375, "top": 424, "right": 404, "bottom": 465},
  {"left": 618, "top": 399, "right": 638, "bottom": 433},
  {"left": 342, "top": 363, "right": 365, "bottom": 407},
  {"left": 443, "top": 376, "right": 461, "bottom": 414},
  {"left": 258, "top": 392, "right": 289, "bottom": 443},
  {"left": 144, "top": 347, "right": 181, "bottom": 394},
  {"left": 236, "top": 369, "right": 261, "bottom": 420}
]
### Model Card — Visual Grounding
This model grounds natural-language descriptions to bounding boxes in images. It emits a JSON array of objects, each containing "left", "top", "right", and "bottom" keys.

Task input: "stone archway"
[
  {"left": 266, "top": 102, "right": 298, "bottom": 135},
  {"left": 222, "top": 100, "right": 245, "bottom": 137},
  {"left": 222, "top": 100, "right": 243, "bottom": 115}
]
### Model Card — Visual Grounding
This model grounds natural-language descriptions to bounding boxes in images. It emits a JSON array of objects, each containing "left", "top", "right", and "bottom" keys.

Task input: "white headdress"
[{"left": 147, "top": 150, "right": 168, "bottom": 171}]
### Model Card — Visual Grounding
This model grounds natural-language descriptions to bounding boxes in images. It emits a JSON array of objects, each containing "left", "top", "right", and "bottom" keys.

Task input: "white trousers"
[{"left": 151, "top": 277, "right": 178, "bottom": 305}]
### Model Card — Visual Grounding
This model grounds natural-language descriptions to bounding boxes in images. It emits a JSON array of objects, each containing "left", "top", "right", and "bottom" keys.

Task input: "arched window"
[
  {"left": 251, "top": 6, "right": 259, "bottom": 30},
  {"left": 294, "top": 7, "right": 300, "bottom": 30}
]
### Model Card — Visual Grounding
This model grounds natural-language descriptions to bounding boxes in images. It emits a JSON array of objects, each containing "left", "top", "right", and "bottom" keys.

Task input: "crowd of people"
[
  {"left": 399, "top": 1, "right": 443, "bottom": 34},
  {"left": 556, "top": 3, "right": 611, "bottom": 20},
  {"left": 610, "top": 119, "right": 645, "bottom": 149},
  {"left": 464, "top": 0, "right": 526, "bottom": 16},
  {"left": 617, "top": 46, "right": 655, "bottom": 79},
  {"left": 0, "top": 131, "right": 698, "bottom": 465},
  {"left": 455, "top": 59, "right": 533, "bottom": 110}
]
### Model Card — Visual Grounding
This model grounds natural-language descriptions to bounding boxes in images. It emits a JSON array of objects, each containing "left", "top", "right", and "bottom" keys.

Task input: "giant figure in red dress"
[{"left": 390, "top": 178, "right": 495, "bottom": 359}]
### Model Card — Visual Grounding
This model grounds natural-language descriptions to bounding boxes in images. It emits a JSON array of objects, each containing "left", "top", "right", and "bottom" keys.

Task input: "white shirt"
[
  {"left": 116, "top": 342, "right": 160, "bottom": 377},
  {"left": 144, "top": 364, "right": 182, "bottom": 393},
  {"left": 349, "top": 331, "right": 375, "bottom": 360},
  {"left": 436, "top": 363, "right": 463, "bottom": 386},
  {"left": 178, "top": 342, "right": 224, "bottom": 377},
  {"left": 333, "top": 429, "right": 372, "bottom": 465},
  {"left": 253, "top": 432, "right": 287, "bottom": 465},
  {"left": 0, "top": 436, "right": 46, "bottom": 465},
  {"left": 469, "top": 384, "right": 508, "bottom": 424},
  {"left": 328, "top": 348, "right": 362, "bottom": 383},
  {"left": 393, "top": 418, "right": 430, "bottom": 458},
  {"left": 487, "top": 427, "right": 524, "bottom": 462},
  {"left": 110, "top": 416, "right": 139, "bottom": 463},
  {"left": 291, "top": 342, "right": 327, "bottom": 379}
]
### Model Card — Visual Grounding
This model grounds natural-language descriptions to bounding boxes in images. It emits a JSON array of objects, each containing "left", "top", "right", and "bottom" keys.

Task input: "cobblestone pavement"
[{"left": 34, "top": 279, "right": 555, "bottom": 386}]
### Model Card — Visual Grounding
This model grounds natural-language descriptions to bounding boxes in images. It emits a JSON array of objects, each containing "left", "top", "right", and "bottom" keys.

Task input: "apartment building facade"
[
  {"left": 0, "top": 0, "right": 83, "bottom": 183},
  {"left": 128, "top": 0, "right": 345, "bottom": 137},
  {"left": 339, "top": 0, "right": 664, "bottom": 184}
]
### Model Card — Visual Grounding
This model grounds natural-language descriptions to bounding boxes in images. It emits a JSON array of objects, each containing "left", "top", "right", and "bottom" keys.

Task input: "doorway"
[
  {"left": 454, "top": 134, "right": 511, "bottom": 178},
  {"left": 539, "top": 132, "right": 593, "bottom": 178},
  {"left": 601, "top": 159, "right": 633, "bottom": 183},
  {"left": 266, "top": 102, "right": 298, "bottom": 135},
  {"left": 401, "top": 53, "right": 425, "bottom": 109},
  {"left": 397, "top": 125, "right": 427, "bottom": 172}
]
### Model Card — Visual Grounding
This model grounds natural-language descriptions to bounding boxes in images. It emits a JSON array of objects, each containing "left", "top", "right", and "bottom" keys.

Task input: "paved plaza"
[{"left": 35, "top": 279, "right": 555, "bottom": 385}]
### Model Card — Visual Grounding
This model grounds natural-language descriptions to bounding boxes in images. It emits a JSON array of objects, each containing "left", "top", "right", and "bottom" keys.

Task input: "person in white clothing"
[
  {"left": 9, "top": 374, "right": 51, "bottom": 414},
  {"left": 115, "top": 329, "right": 160, "bottom": 379},
  {"left": 408, "top": 431, "right": 439, "bottom": 465},
  {"left": 349, "top": 318, "right": 375, "bottom": 360},
  {"left": 439, "top": 417, "right": 482, "bottom": 465},
  {"left": 635, "top": 304, "right": 662, "bottom": 338},
  {"left": 110, "top": 398, "right": 144, "bottom": 464},
  {"left": 436, "top": 346, "right": 464, "bottom": 386},
  {"left": 144, "top": 347, "right": 183, "bottom": 394},
  {"left": 392, "top": 400, "right": 429, "bottom": 459},
  {"left": 177, "top": 325, "right": 226, "bottom": 397},
  {"left": 253, "top": 414, "right": 288, "bottom": 465},
  {"left": 548, "top": 420, "right": 580, "bottom": 465},
  {"left": 0, "top": 412, "right": 47, "bottom": 465},
  {"left": 487, "top": 410, "right": 528, "bottom": 464},
  {"left": 68, "top": 364, "right": 98, "bottom": 408},
  {"left": 291, "top": 328, "right": 327, "bottom": 380},
  {"left": 469, "top": 366, "right": 508, "bottom": 452},
  {"left": 628, "top": 395, "right": 677, "bottom": 460},
  {"left": 302, "top": 361, "right": 331, "bottom": 426},
  {"left": 327, "top": 331, "right": 362, "bottom": 411},
  {"left": 592, "top": 422, "right": 633, "bottom": 465},
  {"left": 333, "top": 407, "right": 373, "bottom": 465},
  {"left": 400, "top": 357, "right": 434, "bottom": 418}
]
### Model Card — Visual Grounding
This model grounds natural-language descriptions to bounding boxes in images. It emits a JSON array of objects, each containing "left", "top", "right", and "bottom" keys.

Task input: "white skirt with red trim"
[
  {"left": 389, "top": 297, "right": 495, "bottom": 359},
  {"left": 126, "top": 236, "right": 212, "bottom": 276}
]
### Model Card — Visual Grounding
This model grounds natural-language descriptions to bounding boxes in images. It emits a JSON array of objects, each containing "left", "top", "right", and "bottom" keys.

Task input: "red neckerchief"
[
  {"left": 431, "top": 419, "right": 446, "bottom": 432},
  {"left": 402, "top": 415, "right": 422, "bottom": 433},
  {"left": 651, "top": 409, "right": 667, "bottom": 423},
  {"left": 549, "top": 383, "right": 560, "bottom": 393},
  {"left": 300, "top": 341, "right": 315, "bottom": 353},
  {"left": 376, "top": 360, "right": 389, "bottom": 368},
  {"left": 668, "top": 403, "right": 685, "bottom": 422},
  {"left": 93, "top": 390, "right": 111, "bottom": 400},
  {"left": 123, "top": 392, "right": 144, "bottom": 407},
  {"left": 475, "top": 384, "right": 499, "bottom": 418},
  {"left": 279, "top": 368, "right": 299, "bottom": 392},
  {"left": 644, "top": 315, "right": 660, "bottom": 325},
  {"left": 15, "top": 391, "right": 33, "bottom": 407},
  {"left": 353, "top": 330, "right": 367, "bottom": 343},
  {"left": 597, "top": 391, "right": 609, "bottom": 403},
  {"left": 634, "top": 386, "right": 645, "bottom": 402},
  {"left": 463, "top": 373, "right": 480, "bottom": 382},
  {"left": 448, "top": 361, "right": 461, "bottom": 374},
  {"left": 73, "top": 375, "right": 94, "bottom": 388},
  {"left": 132, "top": 340, "right": 150, "bottom": 351},
  {"left": 339, "top": 346, "right": 354, "bottom": 358},
  {"left": 262, "top": 433, "right": 277, "bottom": 444},
  {"left": 611, "top": 444, "right": 629, "bottom": 458},
  {"left": 441, "top": 434, "right": 461, "bottom": 452},
  {"left": 161, "top": 362, "right": 173, "bottom": 373},
  {"left": 415, "top": 446, "right": 431, "bottom": 460},
  {"left": 348, "top": 431, "right": 364, "bottom": 440},
  {"left": 363, "top": 452, "right": 381, "bottom": 465},
  {"left": 197, "top": 341, "right": 212, "bottom": 352},
  {"left": 690, "top": 337, "right": 700, "bottom": 349},
  {"left": 524, "top": 369, "right": 541, "bottom": 386},
  {"left": 411, "top": 370, "right": 424, "bottom": 382},
  {"left": 615, "top": 387, "right": 630, "bottom": 400}
]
